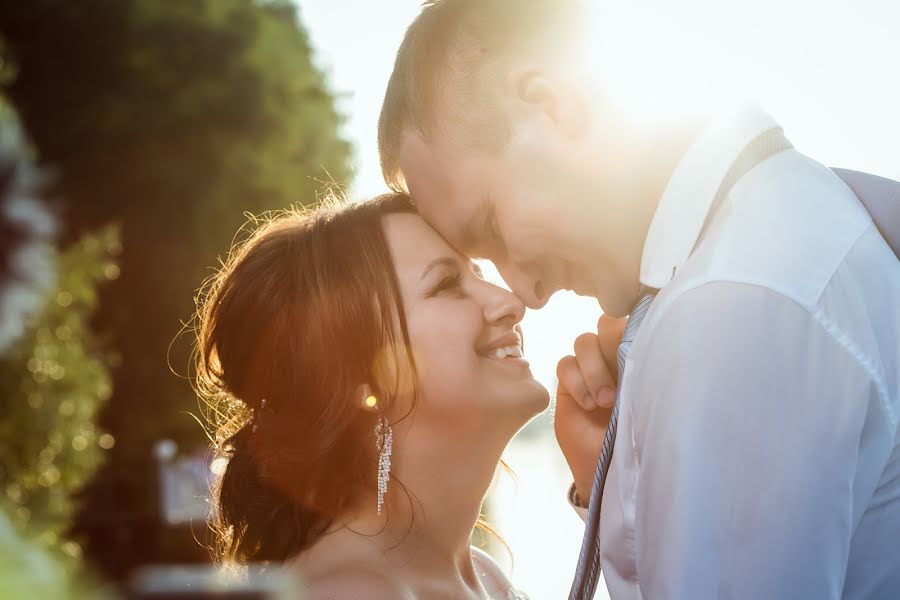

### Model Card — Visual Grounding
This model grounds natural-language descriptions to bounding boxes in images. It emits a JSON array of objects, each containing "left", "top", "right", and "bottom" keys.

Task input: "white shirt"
[{"left": 576, "top": 107, "right": 900, "bottom": 599}]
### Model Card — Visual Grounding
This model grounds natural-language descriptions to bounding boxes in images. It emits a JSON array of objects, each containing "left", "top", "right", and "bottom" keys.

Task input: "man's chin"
[
  {"left": 599, "top": 293, "right": 639, "bottom": 318},
  {"left": 568, "top": 283, "right": 606, "bottom": 304},
  {"left": 582, "top": 286, "right": 633, "bottom": 318}
]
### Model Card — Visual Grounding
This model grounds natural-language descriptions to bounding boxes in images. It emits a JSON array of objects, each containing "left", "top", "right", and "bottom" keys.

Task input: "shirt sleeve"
[
  {"left": 567, "top": 482, "right": 589, "bottom": 521},
  {"left": 631, "top": 281, "right": 889, "bottom": 599}
]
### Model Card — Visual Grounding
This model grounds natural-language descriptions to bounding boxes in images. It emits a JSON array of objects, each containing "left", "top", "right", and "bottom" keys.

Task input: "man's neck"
[{"left": 588, "top": 112, "right": 710, "bottom": 315}]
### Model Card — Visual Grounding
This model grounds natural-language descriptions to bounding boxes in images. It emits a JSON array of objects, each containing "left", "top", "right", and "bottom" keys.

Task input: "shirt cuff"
[{"left": 568, "top": 483, "right": 589, "bottom": 522}]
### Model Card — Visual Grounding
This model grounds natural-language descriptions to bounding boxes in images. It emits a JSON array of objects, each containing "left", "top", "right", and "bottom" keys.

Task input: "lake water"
[{"left": 490, "top": 428, "right": 610, "bottom": 600}]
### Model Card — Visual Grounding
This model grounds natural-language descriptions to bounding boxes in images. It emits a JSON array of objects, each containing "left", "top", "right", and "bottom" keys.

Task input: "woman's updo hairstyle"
[{"left": 195, "top": 193, "right": 417, "bottom": 565}]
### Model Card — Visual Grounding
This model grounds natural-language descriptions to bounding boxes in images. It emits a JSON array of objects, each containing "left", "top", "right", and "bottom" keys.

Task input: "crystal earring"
[{"left": 375, "top": 415, "right": 393, "bottom": 515}]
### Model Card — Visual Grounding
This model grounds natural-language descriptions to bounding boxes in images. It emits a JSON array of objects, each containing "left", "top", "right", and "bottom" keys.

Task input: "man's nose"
[{"left": 495, "top": 261, "right": 547, "bottom": 310}]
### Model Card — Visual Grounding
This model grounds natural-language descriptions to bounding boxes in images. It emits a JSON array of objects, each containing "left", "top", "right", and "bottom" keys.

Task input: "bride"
[{"left": 195, "top": 192, "right": 548, "bottom": 599}]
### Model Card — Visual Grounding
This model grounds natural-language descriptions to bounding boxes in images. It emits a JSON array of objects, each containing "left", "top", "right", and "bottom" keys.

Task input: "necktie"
[
  {"left": 568, "top": 128, "right": 794, "bottom": 600},
  {"left": 568, "top": 291, "right": 655, "bottom": 600}
]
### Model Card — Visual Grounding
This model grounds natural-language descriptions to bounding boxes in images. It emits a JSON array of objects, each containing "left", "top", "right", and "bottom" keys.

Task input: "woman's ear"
[{"left": 356, "top": 383, "right": 378, "bottom": 412}]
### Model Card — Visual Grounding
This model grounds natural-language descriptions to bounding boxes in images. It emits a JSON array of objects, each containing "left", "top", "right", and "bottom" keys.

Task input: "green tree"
[
  {"left": 0, "top": 100, "right": 114, "bottom": 599},
  {"left": 0, "top": 0, "right": 352, "bottom": 578},
  {"left": 0, "top": 225, "right": 119, "bottom": 557}
]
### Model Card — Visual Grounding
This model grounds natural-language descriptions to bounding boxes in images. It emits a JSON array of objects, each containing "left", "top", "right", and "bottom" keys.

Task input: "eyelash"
[{"left": 433, "top": 273, "right": 464, "bottom": 296}]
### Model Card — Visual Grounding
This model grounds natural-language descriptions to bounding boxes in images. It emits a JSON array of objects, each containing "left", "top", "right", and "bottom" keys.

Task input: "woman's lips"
[
  {"left": 476, "top": 331, "right": 522, "bottom": 356},
  {"left": 488, "top": 354, "right": 531, "bottom": 368},
  {"left": 477, "top": 331, "right": 530, "bottom": 367}
]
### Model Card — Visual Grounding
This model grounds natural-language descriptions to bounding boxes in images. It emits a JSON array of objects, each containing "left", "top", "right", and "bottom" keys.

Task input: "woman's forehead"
[
  {"left": 382, "top": 212, "right": 464, "bottom": 278},
  {"left": 383, "top": 211, "right": 445, "bottom": 247}
]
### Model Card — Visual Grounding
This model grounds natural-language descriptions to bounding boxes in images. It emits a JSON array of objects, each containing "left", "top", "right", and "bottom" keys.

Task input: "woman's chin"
[
  {"left": 506, "top": 382, "right": 551, "bottom": 419},
  {"left": 531, "top": 385, "right": 552, "bottom": 412},
  {"left": 506, "top": 392, "right": 552, "bottom": 439}
]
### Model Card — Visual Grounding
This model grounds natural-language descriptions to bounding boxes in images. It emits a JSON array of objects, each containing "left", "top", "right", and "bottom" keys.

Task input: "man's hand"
[{"left": 554, "top": 314, "right": 627, "bottom": 504}]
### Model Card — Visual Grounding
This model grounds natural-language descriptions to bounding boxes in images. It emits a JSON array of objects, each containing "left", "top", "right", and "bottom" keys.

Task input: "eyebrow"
[{"left": 420, "top": 256, "right": 458, "bottom": 281}]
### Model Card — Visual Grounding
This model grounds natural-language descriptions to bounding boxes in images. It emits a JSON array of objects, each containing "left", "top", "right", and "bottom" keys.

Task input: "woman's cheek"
[
  {"left": 414, "top": 332, "right": 470, "bottom": 392},
  {"left": 409, "top": 324, "right": 480, "bottom": 413}
]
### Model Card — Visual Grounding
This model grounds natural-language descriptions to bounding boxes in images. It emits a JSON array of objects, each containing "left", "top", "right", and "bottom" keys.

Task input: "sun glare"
[
  {"left": 298, "top": 1, "right": 899, "bottom": 597},
  {"left": 578, "top": 1, "right": 735, "bottom": 126}
]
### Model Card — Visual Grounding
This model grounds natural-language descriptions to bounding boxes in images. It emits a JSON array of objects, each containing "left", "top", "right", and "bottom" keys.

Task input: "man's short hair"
[{"left": 378, "top": 0, "right": 582, "bottom": 192}]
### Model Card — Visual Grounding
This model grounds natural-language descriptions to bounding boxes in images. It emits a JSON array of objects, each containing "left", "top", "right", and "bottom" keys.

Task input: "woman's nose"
[{"left": 482, "top": 282, "right": 526, "bottom": 326}]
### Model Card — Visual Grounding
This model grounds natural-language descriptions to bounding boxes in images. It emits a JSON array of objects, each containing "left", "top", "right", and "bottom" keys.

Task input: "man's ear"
[
  {"left": 505, "top": 67, "right": 586, "bottom": 138},
  {"left": 506, "top": 68, "right": 557, "bottom": 118}
]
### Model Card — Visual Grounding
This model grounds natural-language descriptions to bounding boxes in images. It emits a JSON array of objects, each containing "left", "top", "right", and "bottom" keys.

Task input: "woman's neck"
[{"left": 341, "top": 425, "right": 511, "bottom": 585}]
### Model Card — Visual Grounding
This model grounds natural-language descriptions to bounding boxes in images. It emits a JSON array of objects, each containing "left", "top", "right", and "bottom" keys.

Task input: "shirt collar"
[{"left": 639, "top": 105, "right": 782, "bottom": 289}]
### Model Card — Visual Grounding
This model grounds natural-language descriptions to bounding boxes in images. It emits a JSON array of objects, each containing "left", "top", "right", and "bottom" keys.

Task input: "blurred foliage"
[
  {"left": 0, "top": 97, "right": 57, "bottom": 354},
  {"left": 0, "top": 507, "right": 72, "bottom": 600},
  {"left": 0, "top": 0, "right": 351, "bottom": 447},
  {"left": 0, "top": 224, "right": 119, "bottom": 557},
  {"left": 0, "top": 507, "right": 83, "bottom": 600},
  {"left": 0, "top": 0, "right": 351, "bottom": 578},
  {"left": 0, "top": 508, "right": 115, "bottom": 600}
]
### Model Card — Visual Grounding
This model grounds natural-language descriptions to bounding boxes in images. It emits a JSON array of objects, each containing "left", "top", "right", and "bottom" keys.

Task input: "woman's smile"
[{"left": 476, "top": 330, "right": 530, "bottom": 368}]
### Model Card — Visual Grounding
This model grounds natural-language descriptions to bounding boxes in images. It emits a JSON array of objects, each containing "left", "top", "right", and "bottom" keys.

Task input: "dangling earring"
[{"left": 375, "top": 415, "right": 393, "bottom": 515}]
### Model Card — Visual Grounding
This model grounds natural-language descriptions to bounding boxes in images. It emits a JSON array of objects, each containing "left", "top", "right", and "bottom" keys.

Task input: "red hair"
[{"left": 195, "top": 193, "right": 418, "bottom": 564}]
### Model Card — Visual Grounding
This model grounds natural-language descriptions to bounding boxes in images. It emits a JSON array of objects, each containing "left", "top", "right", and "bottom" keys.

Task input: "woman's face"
[{"left": 381, "top": 212, "right": 549, "bottom": 436}]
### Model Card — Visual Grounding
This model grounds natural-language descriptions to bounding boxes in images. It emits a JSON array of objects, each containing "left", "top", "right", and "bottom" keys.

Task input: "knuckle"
[
  {"left": 561, "top": 370, "right": 585, "bottom": 392},
  {"left": 556, "top": 355, "right": 576, "bottom": 377},
  {"left": 573, "top": 332, "right": 598, "bottom": 353},
  {"left": 574, "top": 331, "right": 597, "bottom": 345},
  {"left": 582, "top": 364, "right": 605, "bottom": 385},
  {"left": 599, "top": 313, "right": 625, "bottom": 333}
]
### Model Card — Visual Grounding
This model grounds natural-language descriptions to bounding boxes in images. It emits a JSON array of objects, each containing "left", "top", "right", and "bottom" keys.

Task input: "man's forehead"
[
  {"left": 397, "top": 130, "right": 482, "bottom": 247},
  {"left": 397, "top": 130, "right": 462, "bottom": 193}
]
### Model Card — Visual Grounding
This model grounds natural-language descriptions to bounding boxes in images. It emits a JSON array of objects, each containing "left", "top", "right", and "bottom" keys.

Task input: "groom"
[{"left": 378, "top": 0, "right": 900, "bottom": 598}]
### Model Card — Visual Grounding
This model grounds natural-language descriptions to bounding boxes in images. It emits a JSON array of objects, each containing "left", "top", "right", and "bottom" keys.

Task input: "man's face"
[
  {"left": 398, "top": 118, "right": 631, "bottom": 313},
  {"left": 400, "top": 130, "right": 556, "bottom": 309}
]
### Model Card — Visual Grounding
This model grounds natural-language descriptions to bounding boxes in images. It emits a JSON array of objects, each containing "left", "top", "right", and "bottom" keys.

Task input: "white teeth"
[{"left": 492, "top": 345, "right": 523, "bottom": 359}]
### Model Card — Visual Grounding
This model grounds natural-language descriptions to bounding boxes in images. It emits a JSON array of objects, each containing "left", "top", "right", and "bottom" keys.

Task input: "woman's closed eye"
[{"left": 431, "top": 272, "right": 465, "bottom": 297}]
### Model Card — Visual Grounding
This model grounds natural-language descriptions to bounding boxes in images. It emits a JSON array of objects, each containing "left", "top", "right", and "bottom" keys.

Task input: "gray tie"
[{"left": 569, "top": 291, "right": 655, "bottom": 600}]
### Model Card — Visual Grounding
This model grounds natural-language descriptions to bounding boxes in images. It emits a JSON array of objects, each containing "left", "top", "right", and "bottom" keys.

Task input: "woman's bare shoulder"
[
  {"left": 301, "top": 566, "right": 410, "bottom": 600},
  {"left": 290, "top": 538, "right": 410, "bottom": 600}
]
